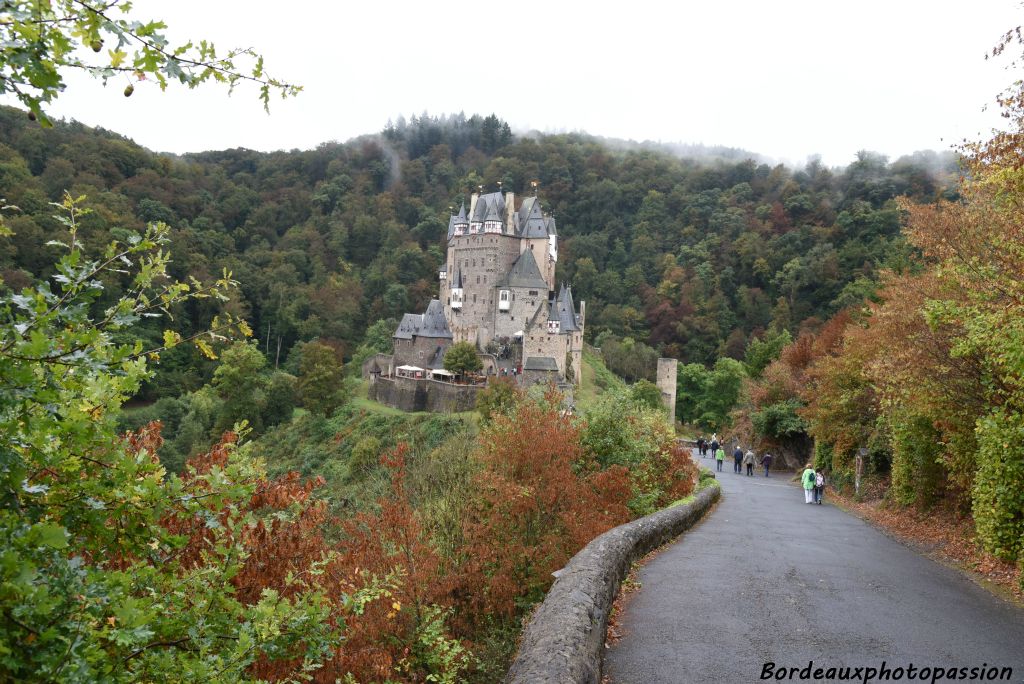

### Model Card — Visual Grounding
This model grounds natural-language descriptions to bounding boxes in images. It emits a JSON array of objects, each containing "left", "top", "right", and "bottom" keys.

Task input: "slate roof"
[
  {"left": 558, "top": 285, "right": 580, "bottom": 332},
  {"left": 473, "top": 192, "right": 505, "bottom": 223},
  {"left": 546, "top": 284, "right": 580, "bottom": 333},
  {"left": 447, "top": 202, "right": 468, "bottom": 239},
  {"left": 518, "top": 197, "right": 549, "bottom": 238},
  {"left": 392, "top": 299, "right": 453, "bottom": 340},
  {"left": 497, "top": 249, "right": 549, "bottom": 289},
  {"left": 523, "top": 356, "right": 559, "bottom": 371}
]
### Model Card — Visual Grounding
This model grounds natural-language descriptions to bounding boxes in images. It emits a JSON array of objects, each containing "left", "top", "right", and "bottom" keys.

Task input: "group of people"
[
  {"left": 696, "top": 436, "right": 772, "bottom": 477},
  {"left": 802, "top": 463, "right": 826, "bottom": 504},
  {"left": 695, "top": 437, "right": 827, "bottom": 505}
]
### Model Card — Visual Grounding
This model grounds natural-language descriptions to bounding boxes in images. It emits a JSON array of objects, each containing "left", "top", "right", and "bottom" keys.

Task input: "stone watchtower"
[{"left": 657, "top": 358, "right": 678, "bottom": 425}]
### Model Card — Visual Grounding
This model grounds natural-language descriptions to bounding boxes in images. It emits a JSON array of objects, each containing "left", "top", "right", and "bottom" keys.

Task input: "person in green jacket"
[
  {"left": 801, "top": 463, "right": 816, "bottom": 504},
  {"left": 715, "top": 446, "right": 725, "bottom": 472}
]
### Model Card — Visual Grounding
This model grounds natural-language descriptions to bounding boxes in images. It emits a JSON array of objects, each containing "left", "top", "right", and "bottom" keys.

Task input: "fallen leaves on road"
[{"left": 830, "top": 488, "right": 1022, "bottom": 601}]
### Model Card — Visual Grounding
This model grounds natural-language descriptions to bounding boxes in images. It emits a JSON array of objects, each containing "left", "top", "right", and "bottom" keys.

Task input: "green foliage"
[
  {"left": 0, "top": 198, "right": 339, "bottom": 682},
  {"left": 597, "top": 334, "right": 659, "bottom": 383},
  {"left": 676, "top": 358, "right": 747, "bottom": 430},
  {"left": 972, "top": 408, "right": 1024, "bottom": 561},
  {"left": 744, "top": 327, "right": 792, "bottom": 378},
  {"left": 890, "top": 413, "right": 944, "bottom": 508},
  {"left": 298, "top": 341, "right": 345, "bottom": 417},
  {"left": 348, "top": 317, "right": 398, "bottom": 377},
  {"left": 578, "top": 390, "right": 683, "bottom": 515},
  {"left": 0, "top": 0, "right": 300, "bottom": 124},
  {"left": 443, "top": 341, "right": 482, "bottom": 375},
  {"left": 476, "top": 377, "right": 521, "bottom": 423},
  {"left": 630, "top": 379, "right": 664, "bottom": 411},
  {"left": 750, "top": 399, "right": 807, "bottom": 439}
]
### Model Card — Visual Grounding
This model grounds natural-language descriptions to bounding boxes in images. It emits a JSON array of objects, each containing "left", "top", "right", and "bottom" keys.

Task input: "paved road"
[{"left": 605, "top": 452, "right": 1024, "bottom": 683}]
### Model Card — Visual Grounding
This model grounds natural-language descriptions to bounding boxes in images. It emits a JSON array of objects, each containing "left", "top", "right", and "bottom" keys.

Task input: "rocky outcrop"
[{"left": 505, "top": 482, "right": 720, "bottom": 684}]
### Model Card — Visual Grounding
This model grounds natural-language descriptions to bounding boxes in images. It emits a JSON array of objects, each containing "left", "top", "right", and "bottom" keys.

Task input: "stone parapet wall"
[
  {"left": 368, "top": 376, "right": 480, "bottom": 413},
  {"left": 505, "top": 482, "right": 720, "bottom": 684}
]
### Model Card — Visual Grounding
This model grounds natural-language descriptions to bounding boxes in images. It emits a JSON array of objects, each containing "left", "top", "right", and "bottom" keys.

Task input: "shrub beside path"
[{"left": 604, "top": 451, "right": 1024, "bottom": 683}]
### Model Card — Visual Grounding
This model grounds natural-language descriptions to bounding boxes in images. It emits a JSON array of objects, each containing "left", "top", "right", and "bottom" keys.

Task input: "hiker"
[
  {"left": 697, "top": 437, "right": 705, "bottom": 456},
  {"left": 732, "top": 445, "right": 743, "bottom": 474},
  {"left": 710, "top": 437, "right": 720, "bottom": 460},
  {"left": 760, "top": 452, "right": 773, "bottom": 477},
  {"left": 715, "top": 445, "right": 725, "bottom": 472},
  {"left": 743, "top": 447, "right": 756, "bottom": 476},
  {"left": 814, "top": 470, "right": 826, "bottom": 505},
  {"left": 801, "top": 463, "right": 816, "bottom": 504}
]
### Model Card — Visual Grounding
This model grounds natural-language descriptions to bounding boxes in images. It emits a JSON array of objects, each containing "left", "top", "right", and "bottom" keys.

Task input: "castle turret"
[{"left": 448, "top": 202, "right": 468, "bottom": 239}]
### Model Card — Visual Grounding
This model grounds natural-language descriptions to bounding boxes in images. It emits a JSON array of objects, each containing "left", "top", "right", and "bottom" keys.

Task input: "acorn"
[
  {"left": 90, "top": 39, "right": 103, "bottom": 52},
  {"left": 123, "top": 84, "right": 134, "bottom": 97}
]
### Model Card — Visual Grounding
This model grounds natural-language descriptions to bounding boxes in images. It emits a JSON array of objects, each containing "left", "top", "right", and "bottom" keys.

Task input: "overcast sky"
[{"left": 20, "top": 0, "right": 1024, "bottom": 167}]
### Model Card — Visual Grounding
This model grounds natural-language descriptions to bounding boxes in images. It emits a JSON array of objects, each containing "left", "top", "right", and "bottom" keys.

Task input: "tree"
[
  {"left": 476, "top": 377, "right": 522, "bottom": 422},
  {"left": 211, "top": 341, "right": 268, "bottom": 433},
  {"left": 630, "top": 379, "right": 664, "bottom": 411},
  {"left": 443, "top": 341, "right": 481, "bottom": 375},
  {"left": 0, "top": 0, "right": 300, "bottom": 124},
  {"left": 297, "top": 340, "right": 345, "bottom": 417},
  {"left": 0, "top": 198, "right": 342, "bottom": 682}
]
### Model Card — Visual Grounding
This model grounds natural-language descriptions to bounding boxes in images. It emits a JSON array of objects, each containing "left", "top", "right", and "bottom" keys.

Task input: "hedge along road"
[{"left": 604, "top": 450, "right": 1024, "bottom": 684}]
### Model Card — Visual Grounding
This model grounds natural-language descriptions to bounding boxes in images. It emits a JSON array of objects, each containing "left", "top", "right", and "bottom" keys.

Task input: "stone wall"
[
  {"left": 505, "top": 482, "right": 720, "bottom": 684},
  {"left": 656, "top": 358, "right": 678, "bottom": 425},
  {"left": 362, "top": 353, "right": 394, "bottom": 379},
  {"left": 368, "top": 376, "right": 480, "bottom": 413},
  {"left": 493, "top": 285, "right": 548, "bottom": 340}
]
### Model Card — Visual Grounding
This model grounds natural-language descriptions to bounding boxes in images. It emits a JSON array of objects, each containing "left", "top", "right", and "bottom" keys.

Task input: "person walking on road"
[
  {"left": 814, "top": 470, "right": 825, "bottom": 504},
  {"left": 710, "top": 437, "right": 719, "bottom": 459},
  {"left": 743, "top": 447, "right": 756, "bottom": 476},
  {"left": 760, "top": 452, "right": 773, "bottom": 477},
  {"left": 715, "top": 445, "right": 725, "bottom": 472},
  {"left": 698, "top": 437, "right": 706, "bottom": 456},
  {"left": 732, "top": 445, "right": 743, "bottom": 473},
  {"left": 801, "top": 463, "right": 816, "bottom": 504}
]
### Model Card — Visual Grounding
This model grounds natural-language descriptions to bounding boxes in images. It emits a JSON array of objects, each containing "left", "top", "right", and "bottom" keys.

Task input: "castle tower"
[{"left": 657, "top": 358, "right": 678, "bottom": 426}]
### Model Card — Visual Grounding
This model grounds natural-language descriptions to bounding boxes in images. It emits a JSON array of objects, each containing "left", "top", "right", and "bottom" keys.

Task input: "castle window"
[
  {"left": 476, "top": 276, "right": 480, "bottom": 284},
  {"left": 529, "top": 290, "right": 538, "bottom": 296}
]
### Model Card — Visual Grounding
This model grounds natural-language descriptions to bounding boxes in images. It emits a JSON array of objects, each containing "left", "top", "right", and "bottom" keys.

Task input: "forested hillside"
[{"left": 0, "top": 105, "right": 956, "bottom": 397}]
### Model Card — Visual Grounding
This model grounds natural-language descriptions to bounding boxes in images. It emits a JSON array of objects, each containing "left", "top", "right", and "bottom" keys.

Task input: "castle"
[{"left": 366, "top": 190, "right": 585, "bottom": 409}]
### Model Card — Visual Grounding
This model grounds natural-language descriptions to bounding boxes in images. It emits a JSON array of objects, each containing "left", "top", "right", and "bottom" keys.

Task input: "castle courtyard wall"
[{"left": 368, "top": 376, "right": 480, "bottom": 413}]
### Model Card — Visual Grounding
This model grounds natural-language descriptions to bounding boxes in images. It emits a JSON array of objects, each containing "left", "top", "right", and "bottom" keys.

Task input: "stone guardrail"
[{"left": 505, "top": 478, "right": 720, "bottom": 684}]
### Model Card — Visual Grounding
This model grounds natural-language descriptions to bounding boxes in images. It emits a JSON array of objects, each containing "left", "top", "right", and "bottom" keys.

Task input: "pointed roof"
[
  {"left": 558, "top": 284, "right": 580, "bottom": 332},
  {"left": 421, "top": 300, "right": 452, "bottom": 338},
  {"left": 392, "top": 299, "right": 453, "bottom": 340},
  {"left": 473, "top": 192, "right": 506, "bottom": 224},
  {"left": 484, "top": 202, "right": 502, "bottom": 223},
  {"left": 447, "top": 202, "right": 468, "bottom": 240},
  {"left": 519, "top": 197, "right": 549, "bottom": 238},
  {"left": 497, "top": 249, "right": 549, "bottom": 289}
]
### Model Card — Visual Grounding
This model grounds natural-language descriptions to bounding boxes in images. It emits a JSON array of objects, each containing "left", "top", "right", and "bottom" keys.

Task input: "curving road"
[{"left": 604, "top": 451, "right": 1024, "bottom": 683}]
